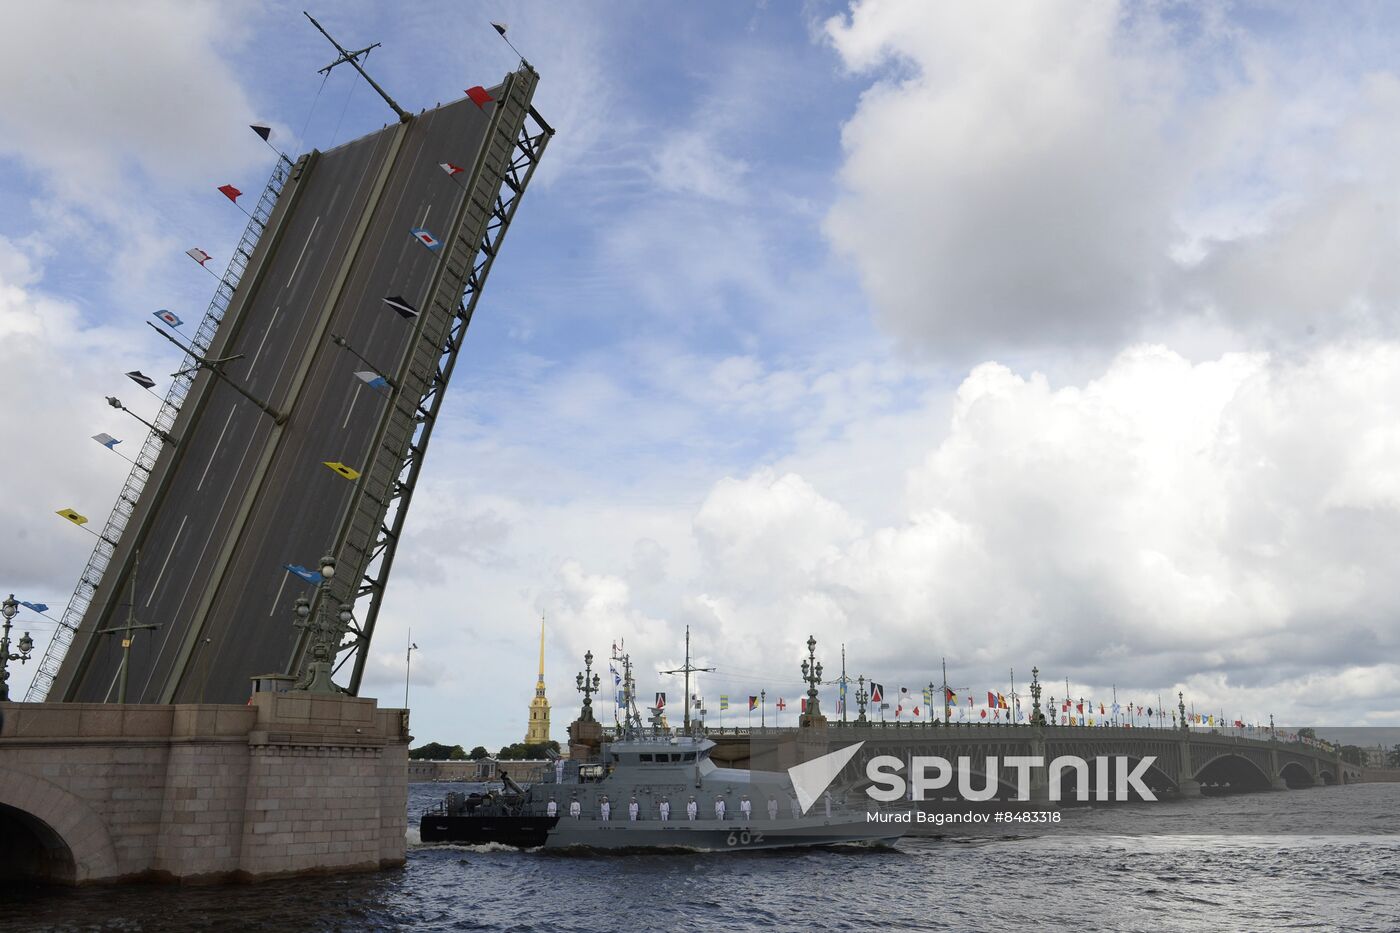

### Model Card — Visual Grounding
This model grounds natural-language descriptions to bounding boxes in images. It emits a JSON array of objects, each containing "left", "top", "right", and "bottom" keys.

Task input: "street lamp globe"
[
  {"left": 18, "top": 633, "right": 33, "bottom": 655},
  {"left": 1, "top": 595, "right": 15, "bottom": 622},
  {"left": 294, "top": 596, "right": 311, "bottom": 619},
  {"left": 319, "top": 556, "right": 336, "bottom": 579},
  {"left": 106, "top": 396, "right": 123, "bottom": 410}
]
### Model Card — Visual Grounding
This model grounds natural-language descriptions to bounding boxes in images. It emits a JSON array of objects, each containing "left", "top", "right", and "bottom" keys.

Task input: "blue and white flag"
[
  {"left": 92, "top": 433, "right": 122, "bottom": 449},
  {"left": 283, "top": 564, "right": 320, "bottom": 585},
  {"left": 354, "top": 371, "right": 389, "bottom": 390},
  {"left": 152, "top": 309, "right": 183, "bottom": 327},
  {"left": 20, "top": 601, "right": 48, "bottom": 614},
  {"left": 410, "top": 227, "right": 443, "bottom": 251}
]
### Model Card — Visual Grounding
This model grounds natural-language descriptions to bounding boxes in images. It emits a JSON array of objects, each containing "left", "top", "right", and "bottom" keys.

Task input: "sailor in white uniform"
[
  {"left": 628, "top": 796, "right": 640, "bottom": 821},
  {"left": 714, "top": 796, "right": 726, "bottom": 821},
  {"left": 546, "top": 798, "right": 558, "bottom": 818},
  {"left": 659, "top": 798, "right": 671, "bottom": 821},
  {"left": 766, "top": 796, "right": 779, "bottom": 821},
  {"left": 569, "top": 796, "right": 581, "bottom": 819},
  {"left": 686, "top": 796, "right": 698, "bottom": 821},
  {"left": 824, "top": 791, "right": 832, "bottom": 818},
  {"left": 739, "top": 795, "right": 752, "bottom": 821},
  {"left": 790, "top": 795, "right": 802, "bottom": 819},
  {"left": 599, "top": 796, "right": 611, "bottom": 822}
]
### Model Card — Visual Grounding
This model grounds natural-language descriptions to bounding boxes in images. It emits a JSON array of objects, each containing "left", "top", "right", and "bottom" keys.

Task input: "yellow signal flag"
[
  {"left": 323, "top": 461, "right": 361, "bottom": 481},
  {"left": 56, "top": 508, "right": 89, "bottom": 526}
]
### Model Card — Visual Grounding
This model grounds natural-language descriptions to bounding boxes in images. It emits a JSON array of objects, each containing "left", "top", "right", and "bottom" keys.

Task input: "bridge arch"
[
  {"left": 0, "top": 767, "right": 120, "bottom": 884},
  {"left": 1192, "top": 752, "right": 1273, "bottom": 793},
  {"left": 1279, "top": 761, "right": 1315, "bottom": 789},
  {"left": 1051, "top": 754, "right": 1176, "bottom": 802}
]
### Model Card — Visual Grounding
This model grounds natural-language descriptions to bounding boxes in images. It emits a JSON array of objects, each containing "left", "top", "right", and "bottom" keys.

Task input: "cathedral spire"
[
  {"left": 525, "top": 612, "right": 551, "bottom": 745},
  {"left": 537, "top": 612, "right": 546, "bottom": 683}
]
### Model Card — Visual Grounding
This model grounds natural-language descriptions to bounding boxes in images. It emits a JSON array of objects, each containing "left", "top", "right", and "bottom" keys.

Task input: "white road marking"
[
  {"left": 246, "top": 306, "right": 282, "bottom": 376},
  {"left": 196, "top": 407, "right": 236, "bottom": 492},
  {"left": 147, "top": 514, "right": 189, "bottom": 607},
  {"left": 286, "top": 215, "right": 321, "bottom": 287},
  {"left": 342, "top": 383, "right": 363, "bottom": 429},
  {"left": 269, "top": 570, "right": 290, "bottom": 616}
]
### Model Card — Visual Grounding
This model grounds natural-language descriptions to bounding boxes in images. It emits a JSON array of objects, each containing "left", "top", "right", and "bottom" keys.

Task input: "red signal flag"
[
  {"left": 218, "top": 184, "right": 242, "bottom": 203},
  {"left": 465, "top": 86, "right": 494, "bottom": 109}
]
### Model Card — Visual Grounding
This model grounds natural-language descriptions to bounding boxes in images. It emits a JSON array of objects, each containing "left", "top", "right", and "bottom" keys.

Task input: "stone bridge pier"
[{"left": 0, "top": 692, "right": 408, "bottom": 884}]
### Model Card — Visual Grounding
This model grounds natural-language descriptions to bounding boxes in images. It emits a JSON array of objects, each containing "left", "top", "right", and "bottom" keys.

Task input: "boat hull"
[
  {"left": 419, "top": 814, "right": 559, "bottom": 847},
  {"left": 418, "top": 812, "right": 902, "bottom": 852}
]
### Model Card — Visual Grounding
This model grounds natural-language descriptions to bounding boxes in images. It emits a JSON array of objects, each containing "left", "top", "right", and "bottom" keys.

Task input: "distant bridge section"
[{"left": 703, "top": 724, "right": 1365, "bottom": 796}]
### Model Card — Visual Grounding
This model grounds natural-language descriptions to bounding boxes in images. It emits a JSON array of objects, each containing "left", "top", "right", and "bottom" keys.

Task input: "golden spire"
[
  {"left": 525, "top": 612, "right": 551, "bottom": 744},
  {"left": 537, "top": 612, "right": 546, "bottom": 684}
]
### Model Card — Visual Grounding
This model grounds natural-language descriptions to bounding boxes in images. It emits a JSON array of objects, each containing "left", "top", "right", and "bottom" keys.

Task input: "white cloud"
[
  {"left": 822, "top": 2, "right": 1400, "bottom": 358},
  {"left": 0, "top": 1, "right": 264, "bottom": 198},
  {"left": 666, "top": 342, "right": 1400, "bottom": 724}
]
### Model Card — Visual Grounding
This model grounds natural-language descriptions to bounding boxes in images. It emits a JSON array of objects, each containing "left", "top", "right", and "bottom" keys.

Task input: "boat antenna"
[{"left": 660, "top": 625, "right": 714, "bottom": 735}]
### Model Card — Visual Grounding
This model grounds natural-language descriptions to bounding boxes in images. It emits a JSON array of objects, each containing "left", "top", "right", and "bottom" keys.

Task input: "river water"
[{"left": 2, "top": 782, "right": 1397, "bottom": 932}]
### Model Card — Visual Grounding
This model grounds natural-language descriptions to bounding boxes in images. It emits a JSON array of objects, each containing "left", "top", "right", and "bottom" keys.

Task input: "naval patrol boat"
[{"left": 420, "top": 653, "right": 904, "bottom": 852}]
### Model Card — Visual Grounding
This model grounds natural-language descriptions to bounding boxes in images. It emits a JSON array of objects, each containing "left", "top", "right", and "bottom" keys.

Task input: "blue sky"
[{"left": 4, "top": 1, "right": 1400, "bottom": 748}]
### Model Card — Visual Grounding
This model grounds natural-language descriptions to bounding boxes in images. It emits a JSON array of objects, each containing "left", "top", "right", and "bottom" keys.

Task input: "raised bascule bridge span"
[
  {"left": 29, "top": 64, "right": 551, "bottom": 706},
  {"left": 705, "top": 724, "right": 1361, "bottom": 798}
]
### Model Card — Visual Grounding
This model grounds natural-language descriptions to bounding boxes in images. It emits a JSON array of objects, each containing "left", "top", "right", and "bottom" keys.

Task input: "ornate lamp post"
[
  {"left": 292, "top": 556, "right": 353, "bottom": 693},
  {"left": 799, "top": 635, "right": 823, "bottom": 726},
  {"left": 1178, "top": 691, "right": 1188, "bottom": 733},
  {"left": 1029, "top": 667, "right": 1045, "bottom": 726},
  {"left": 1, "top": 595, "right": 35, "bottom": 702},
  {"left": 105, "top": 396, "right": 177, "bottom": 446},
  {"left": 1049, "top": 696, "right": 1058, "bottom": 726},
  {"left": 576, "top": 650, "right": 600, "bottom": 721},
  {"left": 855, "top": 675, "right": 869, "bottom": 723},
  {"left": 1269, "top": 713, "right": 1276, "bottom": 742}
]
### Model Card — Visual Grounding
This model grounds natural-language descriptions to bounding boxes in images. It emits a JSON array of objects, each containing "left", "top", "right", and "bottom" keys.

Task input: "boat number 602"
[{"left": 726, "top": 830, "right": 764, "bottom": 846}]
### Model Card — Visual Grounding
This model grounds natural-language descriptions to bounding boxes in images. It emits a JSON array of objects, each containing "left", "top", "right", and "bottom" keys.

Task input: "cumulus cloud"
[
  {"left": 0, "top": 1, "right": 264, "bottom": 198},
  {"left": 678, "top": 342, "right": 1400, "bottom": 724},
  {"left": 822, "top": 2, "right": 1400, "bottom": 358}
]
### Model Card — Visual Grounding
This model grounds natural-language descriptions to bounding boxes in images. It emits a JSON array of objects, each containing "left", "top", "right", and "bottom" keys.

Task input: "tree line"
[{"left": 408, "top": 740, "right": 561, "bottom": 761}]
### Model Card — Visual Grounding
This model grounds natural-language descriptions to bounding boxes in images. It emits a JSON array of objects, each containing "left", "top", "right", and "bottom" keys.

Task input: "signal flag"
[
  {"left": 439, "top": 162, "right": 464, "bottom": 176},
  {"left": 56, "top": 508, "right": 89, "bottom": 526},
  {"left": 92, "top": 433, "right": 121, "bottom": 449},
  {"left": 409, "top": 228, "right": 442, "bottom": 251},
  {"left": 283, "top": 564, "right": 320, "bottom": 585},
  {"left": 323, "top": 461, "right": 361, "bottom": 481},
  {"left": 217, "top": 184, "right": 242, "bottom": 203},
  {"left": 152, "top": 309, "right": 183, "bottom": 327},
  {"left": 250, "top": 124, "right": 273, "bottom": 141},
  {"left": 186, "top": 247, "right": 212, "bottom": 266},
  {"left": 125, "top": 371, "right": 157, "bottom": 390},
  {"left": 465, "top": 86, "right": 493, "bottom": 109},
  {"left": 382, "top": 295, "right": 419, "bottom": 319}
]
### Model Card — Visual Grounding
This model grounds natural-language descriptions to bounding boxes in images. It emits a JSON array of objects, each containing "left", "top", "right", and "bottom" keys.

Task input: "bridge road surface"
[{"left": 57, "top": 92, "right": 500, "bottom": 703}]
